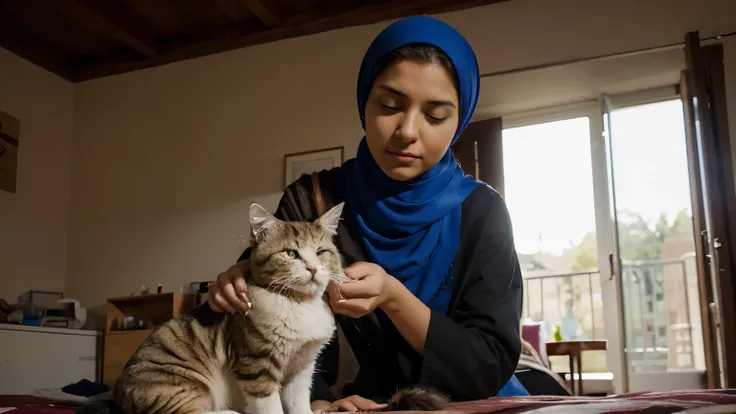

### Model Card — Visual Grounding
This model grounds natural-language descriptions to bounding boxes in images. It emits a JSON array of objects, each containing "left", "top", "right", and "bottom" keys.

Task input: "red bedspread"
[
  {"left": 2, "top": 389, "right": 736, "bottom": 413},
  {"left": 0, "top": 395, "right": 79, "bottom": 413}
]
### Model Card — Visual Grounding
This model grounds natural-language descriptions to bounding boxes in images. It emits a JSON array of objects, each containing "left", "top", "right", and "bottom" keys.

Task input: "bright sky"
[{"left": 502, "top": 99, "right": 694, "bottom": 256}]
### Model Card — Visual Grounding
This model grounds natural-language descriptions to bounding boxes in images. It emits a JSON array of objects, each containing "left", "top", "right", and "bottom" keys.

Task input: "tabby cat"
[
  {"left": 107, "top": 202, "right": 343, "bottom": 414},
  {"left": 79, "top": 202, "right": 447, "bottom": 414}
]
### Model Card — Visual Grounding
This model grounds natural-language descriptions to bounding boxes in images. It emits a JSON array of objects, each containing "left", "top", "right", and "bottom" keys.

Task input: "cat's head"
[{"left": 248, "top": 202, "right": 345, "bottom": 300}]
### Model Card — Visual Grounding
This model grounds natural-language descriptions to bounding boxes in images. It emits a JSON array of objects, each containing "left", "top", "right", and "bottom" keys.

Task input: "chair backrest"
[{"left": 522, "top": 321, "right": 550, "bottom": 368}]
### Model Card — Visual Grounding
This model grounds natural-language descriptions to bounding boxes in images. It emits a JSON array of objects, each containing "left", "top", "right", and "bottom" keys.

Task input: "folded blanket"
[{"left": 518, "top": 339, "right": 573, "bottom": 395}]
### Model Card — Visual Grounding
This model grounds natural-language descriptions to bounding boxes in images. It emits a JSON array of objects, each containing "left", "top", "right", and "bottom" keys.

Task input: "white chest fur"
[{"left": 248, "top": 286, "right": 336, "bottom": 375}]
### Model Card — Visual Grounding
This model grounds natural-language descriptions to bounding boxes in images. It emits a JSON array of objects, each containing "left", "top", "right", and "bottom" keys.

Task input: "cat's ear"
[
  {"left": 317, "top": 202, "right": 344, "bottom": 236},
  {"left": 250, "top": 203, "right": 277, "bottom": 239}
]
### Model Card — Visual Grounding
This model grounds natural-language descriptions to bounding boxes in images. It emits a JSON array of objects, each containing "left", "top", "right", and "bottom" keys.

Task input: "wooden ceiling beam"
[
  {"left": 0, "top": 14, "right": 74, "bottom": 81},
  {"left": 211, "top": 0, "right": 252, "bottom": 22},
  {"left": 66, "top": 0, "right": 160, "bottom": 58},
  {"left": 72, "top": 0, "right": 509, "bottom": 82},
  {"left": 237, "top": 0, "right": 281, "bottom": 27}
]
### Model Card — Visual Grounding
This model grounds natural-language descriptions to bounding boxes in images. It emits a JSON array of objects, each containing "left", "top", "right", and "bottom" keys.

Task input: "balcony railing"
[{"left": 522, "top": 254, "right": 705, "bottom": 373}]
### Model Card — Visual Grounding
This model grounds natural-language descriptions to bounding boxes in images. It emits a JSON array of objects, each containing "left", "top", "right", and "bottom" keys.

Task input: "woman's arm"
[
  {"left": 380, "top": 280, "right": 431, "bottom": 355},
  {"left": 423, "top": 186, "right": 522, "bottom": 400},
  {"left": 395, "top": 186, "right": 523, "bottom": 401}
]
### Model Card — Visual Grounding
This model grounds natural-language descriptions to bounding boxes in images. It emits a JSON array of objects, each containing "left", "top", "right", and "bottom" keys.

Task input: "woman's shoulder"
[
  {"left": 458, "top": 182, "right": 514, "bottom": 244},
  {"left": 461, "top": 183, "right": 507, "bottom": 220},
  {"left": 286, "top": 166, "right": 345, "bottom": 198},
  {"left": 281, "top": 166, "right": 346, "bottom": 221}
]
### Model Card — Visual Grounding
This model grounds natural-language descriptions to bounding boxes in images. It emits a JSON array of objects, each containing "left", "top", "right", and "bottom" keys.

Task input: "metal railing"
[
  {"left": 522, "top": 269, "right": 603, "bottom": 340},
  {"left": 522, "top": 255, "right": 704, "bottom": 373}
]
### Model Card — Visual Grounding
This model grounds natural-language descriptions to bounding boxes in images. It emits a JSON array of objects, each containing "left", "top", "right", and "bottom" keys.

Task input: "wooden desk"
[{"left": 546, "top": 340, "right": 607, "bottom": 395}]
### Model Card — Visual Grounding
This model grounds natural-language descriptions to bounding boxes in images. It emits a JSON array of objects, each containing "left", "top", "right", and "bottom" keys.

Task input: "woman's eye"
[
  {"left": 427, "top": 114, "right": 446, "bottom": 123},
  {"left": 286, "top": 249, "right": 299, "bottom": 259},
  {"left": 382, "top": 104, "right": 399, "bottom": 111}
]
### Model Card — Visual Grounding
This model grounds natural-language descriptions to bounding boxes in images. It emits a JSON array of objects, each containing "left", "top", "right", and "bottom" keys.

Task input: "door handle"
[
  {"left": 709, "top": 302, "right": 721, "bottom": 328},
  {"left": 608, "top": 253, "right": 615, "bottom": 281}
]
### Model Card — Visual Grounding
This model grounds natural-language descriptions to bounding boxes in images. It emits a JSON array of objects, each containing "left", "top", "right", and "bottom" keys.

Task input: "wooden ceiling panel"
[
  {"left": 0, "top": 0, "right": 122, "bottom": 56},
  {"left": 0, "top": 0, "right": 510, "bottom": 83},
  {"left": 210, "top": 0, "right": 255, "bottom": 23},
  {"left": 177, "top": 0, "right": 238, "bottom": 32},
  {"left": 124, "top": 0, "right": 203, "bottom": 38}
]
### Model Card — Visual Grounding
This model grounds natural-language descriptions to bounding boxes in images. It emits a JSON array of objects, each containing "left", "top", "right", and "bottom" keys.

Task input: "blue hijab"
[{"left": 342, "top": 16, "right": 482, "bottom": 313}]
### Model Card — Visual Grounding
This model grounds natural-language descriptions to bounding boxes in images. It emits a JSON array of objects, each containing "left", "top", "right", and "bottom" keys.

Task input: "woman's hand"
[
  {"left": 207, "top": 259, "right": 251, "bottom": 314},
  {"left": 327, "top": 262, "right": 400, "bottom": 318},
  {"left": 311, "top": 396, "right": 387, "bottom": 412}
]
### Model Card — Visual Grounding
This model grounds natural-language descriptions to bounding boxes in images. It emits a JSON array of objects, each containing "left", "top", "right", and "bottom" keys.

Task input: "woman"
[{"left": 209, "top": 15, "right": 525, "bottom": 412}]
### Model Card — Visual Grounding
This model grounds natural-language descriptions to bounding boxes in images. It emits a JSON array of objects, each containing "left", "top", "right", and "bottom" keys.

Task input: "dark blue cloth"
[
  {"left": 343, "top": 15, "right": 481, "bottom": 310},
  {"left": 62, "top": 378, "right": 109, "bottom": 397},
  {"left": 496, "top": 373, "right": 530, "bottom": 397}
]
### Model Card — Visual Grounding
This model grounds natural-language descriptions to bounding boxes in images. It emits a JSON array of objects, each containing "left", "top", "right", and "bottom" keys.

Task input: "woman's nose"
[{"left": 395, "top": 111, "right": 420, "bottom": 143}]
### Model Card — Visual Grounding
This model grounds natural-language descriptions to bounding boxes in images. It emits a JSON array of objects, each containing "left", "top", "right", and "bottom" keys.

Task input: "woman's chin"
[{"left": 379, "top": 165, "right": 423, "bottom": 182}]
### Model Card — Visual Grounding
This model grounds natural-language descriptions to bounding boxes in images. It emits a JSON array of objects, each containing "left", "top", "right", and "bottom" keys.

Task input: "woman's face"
[{"left": 364, "top": 59, "right": 459, "bottom": 181}]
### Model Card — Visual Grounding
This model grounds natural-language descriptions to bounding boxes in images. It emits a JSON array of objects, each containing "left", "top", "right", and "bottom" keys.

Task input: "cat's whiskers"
[{"left": 329, "top": 273, "right": 350, "bottom": 283}]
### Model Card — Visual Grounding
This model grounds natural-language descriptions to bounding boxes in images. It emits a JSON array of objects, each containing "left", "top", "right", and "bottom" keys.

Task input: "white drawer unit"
[{"left": 0, "top": 324, "right": 101, "bottom": 395}]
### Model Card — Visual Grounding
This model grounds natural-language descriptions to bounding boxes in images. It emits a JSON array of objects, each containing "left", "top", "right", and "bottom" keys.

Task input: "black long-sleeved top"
[{"left": 237, "top": 167, "right": 523, "bottom": 403}]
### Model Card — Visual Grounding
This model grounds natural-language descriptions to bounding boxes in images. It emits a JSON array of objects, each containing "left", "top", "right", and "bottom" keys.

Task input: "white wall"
[{"left": 0, "top": 47, "right": 74, "bottom": 302}]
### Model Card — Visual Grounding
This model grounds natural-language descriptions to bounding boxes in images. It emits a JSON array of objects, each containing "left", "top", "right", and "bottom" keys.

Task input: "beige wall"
[
  {"left": 725, "top": 38, "right": 736, "bottom": 188},
  {"left": 0, "top": 48, "right": 74, "bottom": 302},
  {"left": 66, "top": 0, "right": 736, "bottom": 307}
]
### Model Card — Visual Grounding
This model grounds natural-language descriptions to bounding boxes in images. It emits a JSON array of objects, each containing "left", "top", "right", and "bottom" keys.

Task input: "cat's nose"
[{"left": 308, "top": 267, "right": 317, "bottom": 277}]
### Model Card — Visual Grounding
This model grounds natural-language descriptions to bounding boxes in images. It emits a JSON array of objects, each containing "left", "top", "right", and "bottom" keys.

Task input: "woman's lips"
[{"left": 387, "top": 150, "right": 419, "bottom": 164}]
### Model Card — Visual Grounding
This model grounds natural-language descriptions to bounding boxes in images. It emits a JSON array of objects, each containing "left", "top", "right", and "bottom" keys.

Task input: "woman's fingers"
[
  {"left": 313, "top": 395, "right": 386, "bottom": 412},
  {"left": 332, "top": 279, "right": 380, "bottom": 299},
  {"left": 329, "top": 400, "right": 357, "bottom": 412},
  {"left": 231, "top": 260, "right": 250, "bottom": 294},
  {"left": 331, "top": 297, "right": 373, "bottom": 318},
  {"left": 346, "top": 395, "right": 387, "bottom": 411},
  {"left": 208, "top": 261, "right": 251, "bottom": 313},
  {"left": 343, "top": 261, "right": 375, "bottom": 280},
  {"left": 211, "top": 290, "right": 237, "bottom": 314},
  {"left": 327, "top": 282, "right": 343, "bottom": 303},
  {"left": 206, "top": 284, "right": 224, "bottom": 312}
]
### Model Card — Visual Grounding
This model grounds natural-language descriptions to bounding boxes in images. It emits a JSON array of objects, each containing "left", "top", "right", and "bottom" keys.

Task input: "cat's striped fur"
[{"left": 112, "top": 202, "right": 346, "bottom": 414}]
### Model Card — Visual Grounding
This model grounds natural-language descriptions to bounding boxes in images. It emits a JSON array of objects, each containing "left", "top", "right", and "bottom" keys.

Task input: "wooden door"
[
  {"left": 682, "top": 30, "right": 736, "bottom": 388},
  {"left": 453, "top": 117, "right": 504, "bottom": 197},
  {"left": 453, "top": 138, "right": 478, "bottom": 179}
]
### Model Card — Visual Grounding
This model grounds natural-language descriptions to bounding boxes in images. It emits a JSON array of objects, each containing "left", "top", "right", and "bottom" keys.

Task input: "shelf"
[
  {"left": 107, "top": 292, "right": 177, "bottom": 305},
  {"left": 106, "top": 329, "right": 155, "bottom": 336}
]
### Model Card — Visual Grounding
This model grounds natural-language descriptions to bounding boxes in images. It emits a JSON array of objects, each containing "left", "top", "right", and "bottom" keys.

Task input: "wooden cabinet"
[{"left": 103, "top": 292, "right": 195, "bottom": 387}]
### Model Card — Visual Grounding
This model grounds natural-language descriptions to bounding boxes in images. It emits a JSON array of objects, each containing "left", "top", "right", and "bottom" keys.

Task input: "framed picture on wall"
[
  {"left": 0, "top": 110, "right": 21, "bottom": 194},
  {"left": 284, "top": 146, "right": 344, "bottom": 187}
]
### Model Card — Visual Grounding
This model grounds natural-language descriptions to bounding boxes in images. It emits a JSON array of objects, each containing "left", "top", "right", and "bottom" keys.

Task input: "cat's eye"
[
  {"left": 317, "top": 249, "right": 331, "bottom": 256},
  {"left": 285, "top": 249, "right": 299, "bottom": 259}
]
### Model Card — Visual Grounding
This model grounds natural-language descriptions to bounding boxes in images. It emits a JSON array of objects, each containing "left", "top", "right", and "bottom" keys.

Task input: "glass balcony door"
[
  {"left": 603, "top": 91, "right": 707, "bottom": 392},
  {"left": 502, "top": 88, "right": 708, "bottom": 394},
  {"left": 502, "top": 101, "right": 624, "bottom": 394}
]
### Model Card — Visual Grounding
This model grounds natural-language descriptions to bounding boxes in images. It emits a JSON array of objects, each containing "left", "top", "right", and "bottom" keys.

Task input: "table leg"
[
  {"left": 575, "top": 350, "right": 583, "bottom": 396},
  {"left": 568, "top": 355, "right": 575, "bottom": 394}
]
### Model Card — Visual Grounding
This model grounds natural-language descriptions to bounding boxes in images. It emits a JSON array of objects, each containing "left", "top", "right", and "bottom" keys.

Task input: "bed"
[{"left": 2, "top": 389, "right": 736, "bottom": 413}]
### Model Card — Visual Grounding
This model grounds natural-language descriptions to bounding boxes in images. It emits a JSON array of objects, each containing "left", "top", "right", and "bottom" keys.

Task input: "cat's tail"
[
  {"left": 74, "top": 399, "right": 123, "bottom": 414},
  {"left": 383, "top": 386, "right": 449, "bottom": 411}
]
